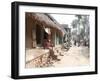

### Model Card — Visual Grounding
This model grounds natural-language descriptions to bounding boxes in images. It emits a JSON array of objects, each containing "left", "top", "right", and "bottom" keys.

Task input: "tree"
[{"left": 71, "top": 15, "right": 90, "bottom": 47}]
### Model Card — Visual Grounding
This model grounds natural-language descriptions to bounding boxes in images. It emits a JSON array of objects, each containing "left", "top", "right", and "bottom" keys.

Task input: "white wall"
[{"left": 0, "top": 0, "right": 99, "bottom": 81}]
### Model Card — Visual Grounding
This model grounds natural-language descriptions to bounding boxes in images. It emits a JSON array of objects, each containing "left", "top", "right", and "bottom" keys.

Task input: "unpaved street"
[
  {"left": 53, "top": 46, "right": 90, "bottom": 67},
  {"left": 26, "top": 46, "right": 89, "bottom": 68}
]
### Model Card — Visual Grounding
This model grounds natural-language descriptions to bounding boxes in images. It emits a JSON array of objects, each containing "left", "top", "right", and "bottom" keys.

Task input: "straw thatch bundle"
[{"left": 26, "top": 13, "right": 66, "bottom": 36}]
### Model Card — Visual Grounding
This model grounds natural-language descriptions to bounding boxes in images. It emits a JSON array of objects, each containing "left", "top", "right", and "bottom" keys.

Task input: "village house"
[
  {"left": 25, "top": 13, "right": 66, "bottom": 68},
  {"left": 25, "top": 13, "right": 66, "bottom": 49}
]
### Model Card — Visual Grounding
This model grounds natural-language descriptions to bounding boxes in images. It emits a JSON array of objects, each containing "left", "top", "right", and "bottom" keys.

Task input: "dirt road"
[{"left": 53, "top": 46, "right": 90, "bottom": 67}]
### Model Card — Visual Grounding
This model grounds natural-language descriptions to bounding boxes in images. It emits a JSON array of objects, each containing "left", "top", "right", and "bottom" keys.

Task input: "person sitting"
[
  {"left": 43, "top": 38, "right": 60, "bottom": 61},
  {"left": 43, "top": 38, "right": 53, "bottom": 49}
]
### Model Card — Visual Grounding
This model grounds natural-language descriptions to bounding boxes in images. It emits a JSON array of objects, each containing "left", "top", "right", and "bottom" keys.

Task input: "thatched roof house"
[
  {"left": 26, "top": 13, "right": 66, "bottom": 48},
  {"left": 26, "top": 13, "right": 66, "bottom": 35}
]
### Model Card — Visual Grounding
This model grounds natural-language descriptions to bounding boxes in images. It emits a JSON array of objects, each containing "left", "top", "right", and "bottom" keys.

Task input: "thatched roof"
[{"left": 26, "top": 13, "right": 66, "bottom": 36}]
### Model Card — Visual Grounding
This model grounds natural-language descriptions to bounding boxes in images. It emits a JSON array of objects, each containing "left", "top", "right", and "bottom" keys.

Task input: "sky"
[{"left": 49, "top": 14, "right": 76, "bottom": 28}]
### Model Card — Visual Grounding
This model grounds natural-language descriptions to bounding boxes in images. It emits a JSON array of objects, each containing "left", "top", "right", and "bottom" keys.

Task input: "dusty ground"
[
  {"left": 25, "top": 46, "right": 90, "bottom": 68},
  {"left": 53, "top": 46, "right": 90, "bottom": 67}
]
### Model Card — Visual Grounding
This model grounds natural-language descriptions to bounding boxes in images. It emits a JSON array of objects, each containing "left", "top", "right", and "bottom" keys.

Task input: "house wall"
[
  {"left": 26, "top": 14, "right": 36, "bottom": 48},
  {"left": 51, "top": 29, "right": 55, "bottom": 46},
  {"left": 51, "top": 29, "right": 63, "bottom": 47}
]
